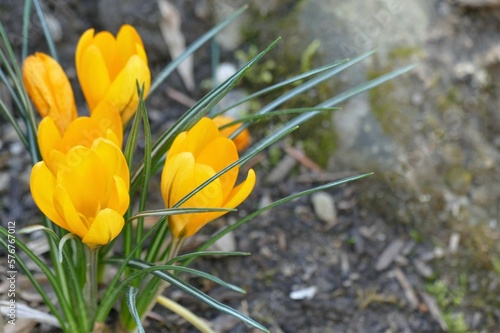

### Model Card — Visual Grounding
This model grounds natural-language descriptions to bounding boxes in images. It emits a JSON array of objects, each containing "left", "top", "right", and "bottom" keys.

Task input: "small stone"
[
  {"left": 449, "top": 232, "right": 460, "bottom": 254},
  {"left": 311, "top": 191, "right": 337, "bottom": 226},
  {"left": 413, "top": 259, "right": 434, "bottom": 278},
  {"left": 289, "top": 286, "right": 317, "bottom": 300},
  {"left": 208, "top": 231, "right": 236, "bottom": 252},
  {"left": 375, "top": 239, "right": 405, "bottom": 271}
]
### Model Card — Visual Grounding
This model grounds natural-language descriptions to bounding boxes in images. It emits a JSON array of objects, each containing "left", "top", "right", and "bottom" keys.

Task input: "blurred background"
[{"left": 1, "top": 1, "right": 499, "bottom": 332}]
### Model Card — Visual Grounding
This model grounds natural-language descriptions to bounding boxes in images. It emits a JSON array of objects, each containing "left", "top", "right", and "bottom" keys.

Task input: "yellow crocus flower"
[
  {"left": 212, "top": 115, "right": 251, "bottom": 152},
  {"left": 37, "top": 101, "right": 123, "bottom": 174},
  {"left": 30, "top": 138, "right": 130, "bottom": 248},
  {"left": 161, "top": 117, "right": 256, "bottom": 239},
  {"left": 76, "top": 24, "right": 151, "bottom": 124},
  {"left": 22, "top": 52, "right": 77, "bottom": 134}
]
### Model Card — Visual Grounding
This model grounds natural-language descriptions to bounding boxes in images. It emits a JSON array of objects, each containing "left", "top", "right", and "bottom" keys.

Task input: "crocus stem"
[{"left": 84, "top": 246, "right": 98, "bottom": 328}]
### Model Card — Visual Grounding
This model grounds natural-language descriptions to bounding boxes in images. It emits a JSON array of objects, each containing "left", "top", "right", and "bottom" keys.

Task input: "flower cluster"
[
  {"left": 24, "top": 25, "right": 254, "bottom": 248},
  {"left": 24, "top": 24, "right": 150, "bottom": 247}
]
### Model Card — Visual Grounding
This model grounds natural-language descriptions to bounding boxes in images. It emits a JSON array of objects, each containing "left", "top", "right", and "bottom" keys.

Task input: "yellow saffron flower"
[
  {"left": 76, "top": 24, "right": 151, "bottom": 124},
  {"left": 212, "top": 115, "right": 251, "bottom": 151},
  {"left": 30, "top": 138, "right": 130, "bottom": 248},
  {"left": 161, "top": 117, "right": 256, "bottom": 239},
  {"left": 37, "top": 101, "right": 123, "bottom": 174},
  {"left": 22, "top": 52, "right": 77, "bottom": 134}
]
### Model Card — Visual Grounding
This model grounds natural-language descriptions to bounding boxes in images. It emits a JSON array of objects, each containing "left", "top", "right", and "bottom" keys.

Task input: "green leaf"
[
  {"left": 33, "top": 0, "right": 58, "bottom": 61},
  {"left": 168, "top": 251, "right": 250, "bottom": 264},
  {"left": 121, "top": 259, "right": 269, "bottom": 332},
  {"left": 58, "top": 233, "right": 77, "bottom": 263},
  {"left": 132, "top": 37, "right": 281, "bottom": 189},
  {"left": 191, "top": 173, "right": 373, "bottom": 263},
  {"left": 126, "top": 287, "right": 145, "bottom": 333},
  {"left": 107, "top": 258, "right": 247, "bottom": 294},
  {"left": 214, "top": 58, "right": 349, "bottom": 117},
  {"left": 128, "top": 207, "right": 236, "bottom": 222}
]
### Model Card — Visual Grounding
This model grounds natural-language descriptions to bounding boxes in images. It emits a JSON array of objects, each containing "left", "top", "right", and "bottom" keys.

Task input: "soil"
[{"left": 0, "top": 1, "right": 499, "bottom": 333}]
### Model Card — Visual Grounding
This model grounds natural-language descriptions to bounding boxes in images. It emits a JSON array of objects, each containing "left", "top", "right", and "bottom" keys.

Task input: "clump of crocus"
[
  {"left": 76, "top": 24, "right": 151, "bottom": 124},
  {"left": 23, "top": 52, "right": 77, "bottom": 134},
  {"left": 30, "top": 138, "right": 130, "bottom": 248},
  {"left": 161, "top": 117, "right": 256, "bottom": 239},
  {"left": 212, "top": 115, "right": 251, "bottom": 151}
]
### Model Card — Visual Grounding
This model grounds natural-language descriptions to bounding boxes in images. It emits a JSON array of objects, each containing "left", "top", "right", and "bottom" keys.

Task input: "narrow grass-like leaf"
[
  {"left": 271, "top": 64, "right": 418, "bottom": 139},
  {"left": 0, "top": 96, "right": 28, "bottom": 148},
  {"left": 128, "top": 207, "right": 236, "bottom": 222},
  {"left": 0, "top": 235, "right": 68, "bottom": 331},
  {"left": 0, "top": 226, "right": 78, "bottom": 331},
  {"left": 22, "top": 0, "right": 33, "bottom": 60},
  {"left": 132, "top": 37, "right": 281, "bottom": 189},
  {"left": 0, "top": 68, "right": 25, "bottom": 116},
  {"left": 149, "top": 5, "right": 248, "bottom": 95},
  {"left": 230, "top": 50, "right": 376, "bottom": 140},
  {"left": 120, "top": 259, "right": 269, "bottom": 332},
  {"left": 33, "top": 0, "right": 58, "bottom": 61},
  {"left": 134, "top": 84, "right": 151, "bottom": 258},
  {"left": 214, "top": 59, "right": 349, "bottom": 117},
  {"left": 107, "top": 258, "right": 246, "bottom": 294},
  {"left": 189, "top": 173, "right": 373, "bottom": 265},
  {"left": 218, "top": 107, "right": 339, "bottom": 130},
  {"left": 168, "top": 251, "right": 250, "bottom": 264},
  {"left": 126, "top": 287, "right": 145, "bottom": 333},
  {"left": 58, "top": 233, "right": 77, "bottom": 263}
]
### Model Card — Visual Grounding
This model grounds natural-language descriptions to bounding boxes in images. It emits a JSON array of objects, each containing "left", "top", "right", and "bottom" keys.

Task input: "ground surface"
[{"left": 1, "top": 1, "right": 499, "bottom": 333}]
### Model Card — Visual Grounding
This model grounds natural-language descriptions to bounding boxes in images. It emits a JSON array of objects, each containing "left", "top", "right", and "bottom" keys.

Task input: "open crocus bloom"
[
  {"left": 76, "top": 24, "right": 151, "bottom": 124},
  {"left": 161, "top": 117, "right": 256, "bottom": 238},
  {"left": 30, "top": 138, "right": 130, "bottom": 248},
  {"left": 23, "top": 52, "right": 77, "bottom": 134},
  {"left": 212, "top": 115, "right": 251, "bottom": 151},
  {"left": 37, "top": 101, "right": 123, "bottom": 174}
]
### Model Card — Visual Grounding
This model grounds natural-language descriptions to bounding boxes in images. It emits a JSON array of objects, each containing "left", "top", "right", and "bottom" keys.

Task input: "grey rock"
[
  {"left": 375, "top": 239, "right": 405, "bottom": 271},
  {"left": 311, "top": 191, "right": 337, "bottom": 226}
]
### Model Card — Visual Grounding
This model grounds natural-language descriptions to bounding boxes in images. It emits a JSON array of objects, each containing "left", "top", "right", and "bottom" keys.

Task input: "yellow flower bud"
[
  {"left": 22, "top": 52, "right": 77, "bottom": 134},
  {"left": 76, "top": 24, "right": 151, "bottom": 124}
]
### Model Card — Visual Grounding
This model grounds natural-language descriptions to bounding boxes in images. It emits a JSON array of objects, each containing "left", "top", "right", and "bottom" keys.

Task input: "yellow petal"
[
  {"left": 82, "top": 208, "right": 124, "bottom": 248},
  {"left": 91, "top": 138, "right": 129, "bottom": 188},
  {"left": 59, "top": 117, "right": 97, "bottom": 151},
  {"left": 195, "top": 168, "right": 256, "bottom": 227},
  {"left": 76, "top": 28, "right": 95, "bottom": 77},
  {"left": 91, "top": 101, "right": 123, "bottom": 147},
  {"left": 222, "top": 169, "right": 256, "bottom": 209},
  {"left": 53, "top": 184, "right": 89, "bottom": 239},
  {"left": 104, "top": 55, "right": 150, "bottom": 124},
  {"left": 57, "top": 146, "right": 106, "bottom": 219},
  {"left": 107, "top": 175, "right": 130, "bottom": 215},
  {"left": 169, "top": 118, "right": 220, "bottom": 158},
  {"left": 79, "top": 45, "right": 111, "bottom": 111},
  {"left": 93, "top": 31, "right": 120, "bottom": 79},
  {"left": 30, "top": 162, "right": 67, "bottom": 229},
  {"left": 117, "top": 24, "right": 146, "bottom": 64},
  {"left": 37, "top": 116, "right": 62, "bottom": 163},
  {"left": 161, "top": 152, "right": 195, "bottom": 208},
  {"left": 169, "top": 160, "right": 224, "bottom": 238},
  {"left": 196, "top": 136, "right": 239, "bottom": 200}
]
